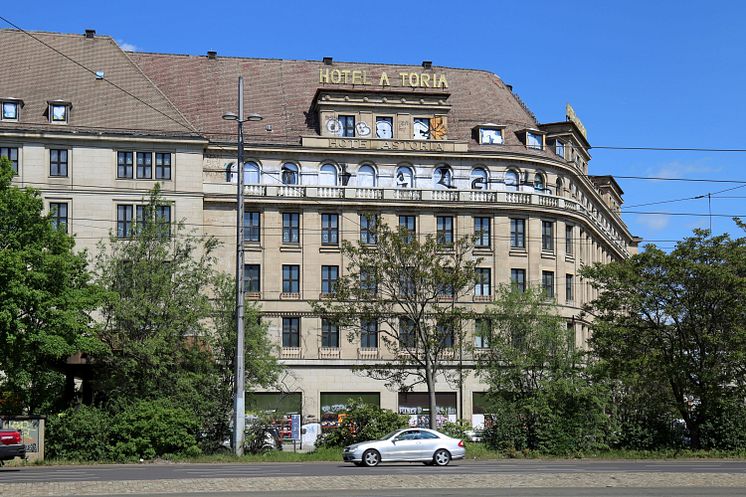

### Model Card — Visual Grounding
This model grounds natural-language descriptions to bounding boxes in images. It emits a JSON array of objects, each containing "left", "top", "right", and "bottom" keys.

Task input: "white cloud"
[
  {"left": 647, "top": 161, "right": 722, "bottom": 179},
  {"left": 117, "top": 40, "right": 139, "bottom": 52},
  {"left": 637, "top": 213, "right": 671, "bottom": 231}
]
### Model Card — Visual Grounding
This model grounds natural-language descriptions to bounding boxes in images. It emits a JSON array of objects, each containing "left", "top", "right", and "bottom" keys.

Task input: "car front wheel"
[
  {"left": 433, "top": 449, "right": 451, "bottom": 466},
  {"left": 362, "top": 449, "right": 381, "bottom": 467}
]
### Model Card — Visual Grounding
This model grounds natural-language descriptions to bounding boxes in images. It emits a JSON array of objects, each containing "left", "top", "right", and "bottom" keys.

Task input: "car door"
[
  {"left": 389, "top": 430, "right": 420, "bottom": 461},
  {"left": 416, "top": 430, "right": 441, "bottom": 459}
]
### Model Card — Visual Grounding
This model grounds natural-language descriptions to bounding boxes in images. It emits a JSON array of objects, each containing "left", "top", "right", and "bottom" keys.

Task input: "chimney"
[
  {"left": 506, "top": 84, "right": 513, "bottom": 92},
  {"left": 84, "top": 29, "right": 96, "bottom": 39},
  {"left": 422, "top": 60, "right": 432, "bottom": 69},
  {"left": 207, "top": 51, "right": 217, "bottom": 60},
  {"left": 322, "top": 56, "right": 333, "bottom": 65}
]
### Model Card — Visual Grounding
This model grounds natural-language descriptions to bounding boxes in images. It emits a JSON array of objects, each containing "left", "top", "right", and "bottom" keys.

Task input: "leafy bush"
[
  {"left": 46, "top": 405, "right": 111, "bottom": 461},
  {"left": 440, "top": 419, "right": 472, "bottom": 440},
  {"left": 483, "top": 380, "right": 612, "bottom": 456},
  {"left": 244, "top": 414, "right": 282, "bottom": 454},
  {"left": 108, "top": 399, "right": 202, "bottom": 461},
  {"left": 316, "top": 399, "right": 406, "bottom": 448}
]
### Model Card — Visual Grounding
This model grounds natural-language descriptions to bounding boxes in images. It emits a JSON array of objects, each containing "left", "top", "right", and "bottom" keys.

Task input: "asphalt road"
[{"left": 2, "top": 459, "right": 746, "bottom": 483}]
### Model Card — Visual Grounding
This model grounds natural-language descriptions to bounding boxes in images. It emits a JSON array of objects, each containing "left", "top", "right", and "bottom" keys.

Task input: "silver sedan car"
[{"left": 343, "top": 428, "right": 465, "bottom": 467}]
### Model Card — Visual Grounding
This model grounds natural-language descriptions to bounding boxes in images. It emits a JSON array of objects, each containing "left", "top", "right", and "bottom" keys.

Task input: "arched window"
[
  {"left": 470, "top": 167, "right": 488, "bottom": 190},
  {"left": 433, "top": 165, "right": 453, "bottom": 189},
  {"left": 244, "top": 162, "right": 260, "bottom": 185},
  {"left": 534, "top": 173, "right": 545, "bottom": 193},
  {"left": 504, "top": 169, "right": 519, "bottom": 191},
  {"left": 281, "top": 163, "right": 299, "bottom": 185},
  {"left": 357, "top": 164, "right": 376, "bottom": 187},
  {"left": 395, "top": 166, "right": 414, "bottom": 188},
  {"left": 319, "top": 163, "right": 338, "bottom": 186},
  {"left": 555, "top": 178, "right": 563, "bottom": 197}
]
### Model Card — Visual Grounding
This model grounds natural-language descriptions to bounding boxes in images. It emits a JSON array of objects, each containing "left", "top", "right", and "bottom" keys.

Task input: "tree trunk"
[{"left": 426, "top": 360, "right": 437, "bottom": 430}]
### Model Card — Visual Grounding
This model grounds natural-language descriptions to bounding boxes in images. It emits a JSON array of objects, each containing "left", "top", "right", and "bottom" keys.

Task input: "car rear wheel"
[
  {"left": 362, "top": 449, "right": 381, "bottom": 467},
  {"left": 433, "top": 449, "right": 451, "bottom": 466}
]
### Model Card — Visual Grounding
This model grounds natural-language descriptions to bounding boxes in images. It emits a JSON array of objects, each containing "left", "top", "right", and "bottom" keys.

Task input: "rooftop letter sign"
[{"left": 320, "top": 68, "right": 448, "bottom": 89}]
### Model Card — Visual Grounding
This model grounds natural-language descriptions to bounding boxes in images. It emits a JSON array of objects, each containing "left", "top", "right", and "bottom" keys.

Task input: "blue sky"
[{"left": 4, "top": 0, "right": 746, "bottom": 248}]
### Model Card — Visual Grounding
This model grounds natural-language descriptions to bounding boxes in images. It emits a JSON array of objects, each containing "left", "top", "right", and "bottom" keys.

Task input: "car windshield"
[{"left": 379, "top": 430, "right": 403, "bottom": 441}]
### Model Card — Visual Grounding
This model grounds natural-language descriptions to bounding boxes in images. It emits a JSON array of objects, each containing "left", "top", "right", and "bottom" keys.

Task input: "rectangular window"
[
  {"left": 436, "top": 216, "right": 454, "bottom": 246},
  {"left": 437, "top": 320, "right": 454, "bottom": 348},
  {"left": 399, "top": 215, "right": 416, "bottom": 243},
  {"left": 475, "top": 268, "right": 491, "bottom": 297},
  {"left": 399, "top": 269, "right": 416, "bottom": 297},
  {"left": 474, "top": 217, "right": 491, "bottom": 248},
  {"left": 50, "top": 202, "right": 68, "bottom": 232},
  {"left": 565, "top": 225, "right": 573, "bottom": 255},
  {"left": 282, "top": 213, "right": 300, "bottom": 244},
  {"left": 566, "top": 274, "right": 574, "bottom": 303},
  {"left": 321, "top": 213, "right": 339, "bottom": 246},
  {"left": 282, "top": 317, "right": 300, "bottom": 348},
  {"left": 321, "top": 319, "right": 339, "bottom": 348},
  {"left": 542, "top": 271, "right": 555, "bottom": 298},
  {"left": 244, "top": 264, "right": 261, "bottom": 293},
  {"left": 2, "top": 101, "right": 19, "bottom": 120},
  {"left": 360, "top": 214, "right": 377, "bottom": 245},
  {"left": 0, "top": 147, "right": 19, "bottom": 174},
  {"left": 361, "top": 320, "right": 378, "bottom": 349},
  {"left": 155, "top": 205, "right": 171, "bottom": 238},
  {"left": 413, "top": 117, "right": 430, "bottom": 140},
  {"left": 155, "top": 152, "right": 172, "bottom": 180},
  {"left": 542, "top": 220, "right": 554, "bottom": 252},
  {"left": 555, "top": 140, "right": 565, "bottom": 158},
  {"left": 339, "top": 115, "right": 355, "bottom": 137},
  {"left": 375, "top": 116, "right": 393, "bottom": 139},
  {"left": 135, "top": 152, "right": 152, "bottom": 179},
  {"left": 527, "top": 132, "right": 543, "bottom": 150},
  {"left": 117, "top": 151, "right": 133, "bottom": 178},
  {"left": 244, "top": 211, "right": 260, "bottom": 242},
  {"left": 321, "top": 265, "right": 339, "bottom": 295},
  {"left": 511, "top": 268, "right": 526, "bottom": 293},
  {"left": 49, "top": 149, "right": 68, "bottom": 177},
  {"left": 282, "top": 265, "right": 300, "bottom": 293},
  {"left": 474, "top": 318, "right": 491, "bottom": 348},
  {"left": 399, "top": 318, "right": 416, "bottom": 349},
  {"left": 360, "top": 269, "right": 377, "bottom": 295},
  {"left": 510, "top": 218, "right": 525, "bottom": 249},
  {"left": 117, "top": 204, "right": 134, "bottom": 238}
]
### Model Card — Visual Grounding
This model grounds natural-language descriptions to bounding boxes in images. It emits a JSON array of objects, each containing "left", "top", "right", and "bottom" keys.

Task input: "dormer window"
[
  {"left": 526, "top": 131, "right": 543, "bottom": 150},
  {"left": 475, "top": 123, "right": 506, "bottom": 145},
  {"left": 1, "top": 99, "right": 22, "bottom": 121},
  {"left": 48, "top": 100, "right": 71, "bottom": 124}
]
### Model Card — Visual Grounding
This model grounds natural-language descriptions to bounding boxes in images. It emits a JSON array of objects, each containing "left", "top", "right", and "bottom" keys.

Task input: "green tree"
[
  {"left": 206, "top": 274, "right": 282, "bottom": 449},
  {"left": 92, "top": 186, "right": 280, "bottom": 449},
  {"left": 312, "top": 218, "right": 479, "bottom": 429},
  {"left": 582, "top": 229, "right": 746, "bottom": 449},
  {"left": 0, "top": 157, "right": 102, "bottom": 413},
  {"left": 478, "top": 285, "right": 610, "bottom": 454}
]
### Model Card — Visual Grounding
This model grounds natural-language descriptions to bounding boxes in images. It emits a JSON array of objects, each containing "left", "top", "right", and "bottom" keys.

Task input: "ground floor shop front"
[{"left": 248, "top": 364, "right": 493, "bottom": 432}]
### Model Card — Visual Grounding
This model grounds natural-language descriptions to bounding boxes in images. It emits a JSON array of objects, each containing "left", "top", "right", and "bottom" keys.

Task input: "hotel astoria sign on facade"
[{"left": 319, "top": 67, "right": 449, "bottom": 89}]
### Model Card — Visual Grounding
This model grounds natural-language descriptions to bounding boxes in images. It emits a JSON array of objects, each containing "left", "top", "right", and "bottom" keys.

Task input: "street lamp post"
[{"left": 223, "top": 76, "right": 262, "bottom": 456}]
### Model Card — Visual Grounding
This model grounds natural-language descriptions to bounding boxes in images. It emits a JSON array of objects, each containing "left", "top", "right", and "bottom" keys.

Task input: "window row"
[
  {"left": 115, "top": 203, "right": 172, "bottom": 238},
  {"left": 231, "top": 161, "right": 562, "bottom": 193},
  {"left": 244, "top": 211, "right": 576, "bottom": 255},
  {"left": 244, "top": 264, "right": 575, "bottom": 303},
  {"left": 0, "top": 99, "right": 71, "bottom": 124},
  {"left": 324, "top": 114, "right": 445, "bottom": 141},
  {"left": 0, "top": 147, "right": 173, "bottom": 180},
  {"left": 280, "top": 314, "right": 576, "bottom": 350},
  {"left": 117, "top": 151, "right": 172, "bottom": 180}
]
